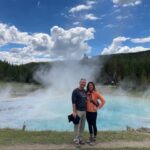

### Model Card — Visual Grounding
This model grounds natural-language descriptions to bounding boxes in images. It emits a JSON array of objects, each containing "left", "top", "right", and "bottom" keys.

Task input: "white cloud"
[
  {"left": 126, "top": 46, "right": 148, "bottom": 53},
  {"left": 29, "top": 33, "right": 53, "bottom": 51},
  {"left": 73, "top": 22, "right": 80, "bottom": 25},
  {"left": 0, "top": 23, "right": 31, "bottom": 46},
  {"left": 101, "top": 37, "right": 129, "bottom": 54},
  {"left": 37, "top": 1, "right": 40, "bottom": 7},
  {"left": 84, "top": 13, "right": 99, "bottom": 20},
  {"left": 69, "top": 4, "right": 92, "bottom": 13},
  {"left": 105, "top": 24, "right": 118, "bottom": 28},
  {"left": 112, "top": 0, "right": 142, "bottom": 7},
  {"left": 69, "top": 0, "right": 96, "bottom": 13},
  {"left": 101, "top": 36, "right": 149, "bottom": 55},
  {"left": 0, "top": 23, "right": 95, "bottom": 64},
  {"left": 116, "top": 15, "right": 129, "bottom": 20},
  {"left": 131, "top": 37, "right": 150, "bottom": 43},
  {"left": 113, "top": 9, "right": 121, "bottom": 13},
  {"left": 50, "top": 26, "right": 95, "bottom": 58},
  {"left": 86, "top": 1, "right": 96, "bottom": 6}
]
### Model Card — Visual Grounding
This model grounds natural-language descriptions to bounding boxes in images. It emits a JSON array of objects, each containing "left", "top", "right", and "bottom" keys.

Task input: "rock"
[
  {"left": 126, "top": 126, "right": 135, "bottom": 131},
  {"left": 136, "top": 127, "right": 150, "bottom": 133}
]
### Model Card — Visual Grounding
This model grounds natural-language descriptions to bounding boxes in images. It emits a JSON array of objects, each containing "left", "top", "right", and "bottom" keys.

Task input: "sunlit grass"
[{"left": 0, "top": 129, "right": 150, "bottom": 145}]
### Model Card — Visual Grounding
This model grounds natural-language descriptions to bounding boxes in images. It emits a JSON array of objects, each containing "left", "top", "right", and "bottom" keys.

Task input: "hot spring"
[{"left": 0, "top": 85, "right": 150, "bottom": 131}]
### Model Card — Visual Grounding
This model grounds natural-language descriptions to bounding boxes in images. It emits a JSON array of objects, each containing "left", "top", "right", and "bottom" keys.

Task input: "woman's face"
[{"left": 88, "top": 83, "right": 94, "bottom": 91}]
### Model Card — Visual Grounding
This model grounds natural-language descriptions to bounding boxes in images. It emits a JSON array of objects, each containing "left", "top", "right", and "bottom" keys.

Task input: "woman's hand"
[{"left": 93, "top": 106, "right": 98, "bottom": 111}]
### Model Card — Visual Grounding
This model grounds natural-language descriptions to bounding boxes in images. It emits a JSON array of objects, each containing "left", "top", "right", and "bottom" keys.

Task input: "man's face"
[{"left": 79, "top": 79, "right": 86, "bottom": 89}]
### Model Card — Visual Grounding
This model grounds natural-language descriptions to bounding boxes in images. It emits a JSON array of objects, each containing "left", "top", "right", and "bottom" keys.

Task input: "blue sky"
[{"left": 0, "top": 0, "right": 150, "bottom": 64}]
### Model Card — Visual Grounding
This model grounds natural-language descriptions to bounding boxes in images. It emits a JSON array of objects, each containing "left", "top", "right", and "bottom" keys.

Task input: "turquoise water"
[
  {"left": 0, "top": 92, "right": 150, "bottom": 131},
  {"left": 98, "top": 95, "right": 150, "bottom": 130}
]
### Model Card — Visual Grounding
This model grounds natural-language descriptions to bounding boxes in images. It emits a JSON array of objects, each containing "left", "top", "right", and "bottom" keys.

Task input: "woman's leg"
[
  {"left": 91, "top": 112, "right": 97, "bottom": 141},
  {"left": 93, "top": 112, "right": 97, "bottom": 137},
  {"left": 86, "top": 112, "right": 93, "bottom": 135}
]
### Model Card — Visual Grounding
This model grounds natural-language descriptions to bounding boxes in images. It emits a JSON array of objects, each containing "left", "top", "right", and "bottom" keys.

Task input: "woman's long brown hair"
[{"left": 86, "top": 81, "right": 96, "bottom": 92}]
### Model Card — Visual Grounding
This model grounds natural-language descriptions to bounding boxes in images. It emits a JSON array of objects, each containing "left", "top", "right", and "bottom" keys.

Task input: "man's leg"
[
  {"left": 74, "top": 124, "right": 79, "bottom": 143},
  {"left": 78, "top": 111, "right": 86, "bottom": 142},
  {"left": 73, "top": 111, "right": 82, "bottom": 143}
]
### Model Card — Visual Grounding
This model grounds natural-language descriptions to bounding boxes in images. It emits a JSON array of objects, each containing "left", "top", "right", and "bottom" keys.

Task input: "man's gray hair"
[{"left": 80, "top": 78, "right": 86, "bottom": 82}]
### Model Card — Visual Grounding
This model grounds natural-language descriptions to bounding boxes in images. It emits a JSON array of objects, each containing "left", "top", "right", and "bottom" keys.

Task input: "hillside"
[
  {"left": 96, "top": 50, "right": 150, "bottom": 87},
  {"left": 0, "top": 50, "right": 149, "bottom": 88}
]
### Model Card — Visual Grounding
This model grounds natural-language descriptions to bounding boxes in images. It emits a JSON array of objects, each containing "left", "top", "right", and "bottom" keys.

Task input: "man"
[{"left": 72, "top": 78, "right": 87, "bottom": 145}]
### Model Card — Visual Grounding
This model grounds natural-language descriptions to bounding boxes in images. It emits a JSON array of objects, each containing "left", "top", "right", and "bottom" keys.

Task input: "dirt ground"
[{"left": 0, "top": 141, "right": 150, "bottom": 150}]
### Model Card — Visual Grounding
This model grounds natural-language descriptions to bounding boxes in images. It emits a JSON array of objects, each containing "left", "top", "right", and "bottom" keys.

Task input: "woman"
[{"left": 86, "top": 82, "right": 105, "bottom": 143}]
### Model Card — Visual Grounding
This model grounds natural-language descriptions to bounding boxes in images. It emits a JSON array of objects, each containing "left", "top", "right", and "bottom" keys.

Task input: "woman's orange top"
[{"left": 86, "top": 90, "right": 105, "bottom": 112}]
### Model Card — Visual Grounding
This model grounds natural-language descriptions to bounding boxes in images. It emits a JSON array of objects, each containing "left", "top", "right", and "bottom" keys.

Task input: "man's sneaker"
[
  {"left": 73, "top": 138, "right": 80, "bottom": 148},
  {"left": 89, "top": 141, "right": 94, "bottom": 146},
  {"left": 73, "top": 138, "right": 79, "bottom": 144},
  {"left": 79, "top": 140, "right": 85, "bottom": 145}
]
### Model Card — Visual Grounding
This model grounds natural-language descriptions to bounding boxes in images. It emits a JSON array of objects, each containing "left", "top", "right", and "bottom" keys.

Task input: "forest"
[
  {"left": 0, "top": 50, "right": 149, "bottom": 89},
  {"left": 96, "top": 50, "right": 150, "bottom": 87}
]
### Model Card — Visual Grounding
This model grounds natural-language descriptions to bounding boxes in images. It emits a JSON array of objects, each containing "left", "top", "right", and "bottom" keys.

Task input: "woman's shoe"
[
  {"left": 87, "top": 136, "right": 92, "bottom": 144},
  {"left": 92, "top": 136, "right": 96, "bottom": 142}
]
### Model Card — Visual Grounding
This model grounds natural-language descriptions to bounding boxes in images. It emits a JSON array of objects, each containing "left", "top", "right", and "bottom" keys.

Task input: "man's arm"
[
  {"left": 72, "top": 89, "right": 78, "bottom": 117},
  {"left": 72, "top": 104, "right": 77, "bottom": 118}
]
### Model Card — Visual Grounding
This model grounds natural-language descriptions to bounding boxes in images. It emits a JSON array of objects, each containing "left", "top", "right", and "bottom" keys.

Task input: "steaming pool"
[{"left": 0, "top": 88, "right": 150, "bottom": 131}]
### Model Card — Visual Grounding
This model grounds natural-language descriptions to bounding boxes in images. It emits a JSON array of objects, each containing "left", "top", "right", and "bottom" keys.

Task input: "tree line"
[
  {"left": 95, "top": 50, "right": 150, "bottom": 88},
  {"left": 0, "top": 61, "right": 50, "bottom": 84},
  {"left": 0, "top": 50, "right": 149, "bottom": 88}
]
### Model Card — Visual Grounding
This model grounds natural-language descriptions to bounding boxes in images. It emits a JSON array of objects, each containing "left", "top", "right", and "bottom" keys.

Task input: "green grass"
[
  {"left": 75, "top": 149, "right": 150, "bottom": 150},
  {"left": 96, "top": 131, "right": 150, "bottom": 142},
  {"left": 0, "top": 129, "right": 150, "bottom": 145}
]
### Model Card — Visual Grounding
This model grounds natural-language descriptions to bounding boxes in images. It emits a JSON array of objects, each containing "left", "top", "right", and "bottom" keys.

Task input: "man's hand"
[{"left": 73, "top": 112, "right": 77, "bottom": 118}]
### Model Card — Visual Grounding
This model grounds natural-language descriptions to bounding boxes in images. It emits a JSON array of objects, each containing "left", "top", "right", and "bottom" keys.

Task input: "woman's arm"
[{"left": 97, "top": 92, "right": 105, "bottom": 108}]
